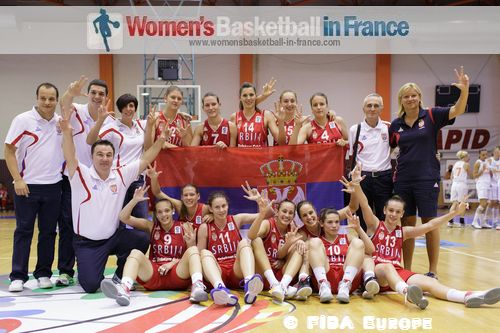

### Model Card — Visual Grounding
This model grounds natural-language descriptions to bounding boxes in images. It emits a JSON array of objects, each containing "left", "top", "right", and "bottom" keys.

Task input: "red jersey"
[
  {"left": 321, "top": 234, "right": 349, "bottom": 267},
  {"left": 201, "top": 119, "right": 231, "bottom": 146},
  {"left": 179, "top": 203, "right": 204, "bottom": 230},
  {"left": 299, "top": 224, "right": 321, "bottom": 239},
  {"left": 262, "top": 218, "right": 289, "bottom": 263},
  {"left": 235, "top": 110, "right": 268, "bottom": 147},
  {"left": 371, "top": 221, "right": 404, "bottom": 268},
  {"left": 274, "top": 118, "right": 295, "bottom": 146},
  {"left": 155, "top": 112, "right": 189, "bottom": 147},
  {"left": 149, "top": 220, "right": 186, "bottom": 263},
  {"left": 207, "top": 215, "right": 242, "bottom": 263},
  {"left": 308, "top": 120, "right": 343, "bottom": 144}
]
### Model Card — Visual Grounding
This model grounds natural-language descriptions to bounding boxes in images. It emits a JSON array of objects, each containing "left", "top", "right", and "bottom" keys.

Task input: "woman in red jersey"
[
  {"left": 100, "top": 185, "right": 207, "bottom": 306},
  {"left": 353, "top": 179, "right": 500, "bottom": 309},
  {"left": 191, "top": 92, "right": 237, "bottom": 148}
]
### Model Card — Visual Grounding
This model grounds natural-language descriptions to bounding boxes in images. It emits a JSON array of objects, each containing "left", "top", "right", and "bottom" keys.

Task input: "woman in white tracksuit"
[{"left": 448, "top": 150, "right": 470, "bottom": 228}]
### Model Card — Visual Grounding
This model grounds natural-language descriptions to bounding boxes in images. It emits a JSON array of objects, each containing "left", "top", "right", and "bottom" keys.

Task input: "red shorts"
[
  {"left": 379, "top": 266, "right": 417, "bottom": 292},
  {"left": 137, "top": 262, "right": 191, "bottom": 291},
  {"left": 215, "top": 258, "right": 241, "bottom": 290},
  {"left": 312, "top": 265, "right": 362, "bottom": 293}
]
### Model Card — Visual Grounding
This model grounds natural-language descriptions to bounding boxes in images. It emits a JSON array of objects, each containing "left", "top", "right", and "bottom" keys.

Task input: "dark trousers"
[
  {"left": 123, "top": 175, "right": 149, "bottom": 219},
  {"left": 10, "top": 182, "right": 62, "bottom": 282},
  {"left": 74, "top": 227, "right": 149, "bottom": 293},
  {"left": 57, "top": 175, "right": 75, "bottom": 277},
  {"left": 357, "top": 171, "right": 393, "bottom": 231}
]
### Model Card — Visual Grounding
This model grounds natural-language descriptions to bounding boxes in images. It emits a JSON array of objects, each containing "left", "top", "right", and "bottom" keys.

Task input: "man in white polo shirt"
[
  {"left": 5, "top": 82, "right": 63, "bottom": 292},
  {"left": 349, "top": 93, "right": 393, "bottom": 230},
  {"left": 60, "top": 105, "right": 169, "bottom": 293}
]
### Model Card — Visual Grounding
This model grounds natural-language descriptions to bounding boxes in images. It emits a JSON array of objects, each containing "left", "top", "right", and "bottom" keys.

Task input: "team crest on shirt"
[
  {"left": 255, "top": 116, "right": 262, "bottom": 123},
  {"left": 381, "top": 133, "right": 388, "bottom": 141},
  {"left": 109, "top": 184, "right": 117, "bottom": 193},
  {"left": 395, "top": 229, "right": 402, "bottom": 238},
  {"left": 174, "top": 226, "right": 182, "bottom": 234},
  {"left": 312, "top": 132, "right": 318, "bottom": 139},
  {"left": 203, "top": 133, "right": 208, "bottom": 142},
  {"left": 228, "top": 222, "right": 235, "bottom": 231},
  {"left": 56, "top": 123, "right": 62, "bottom": 135},
  {"left": 329, "top": 122, "right": 335, "bottom": 129},
  {"left": 221, "top": 126, "right": 228, "bottom": 134},
  {"left": 378, "top": 231, "right": 385, "bottom": 240},
  {"left": 211, "top": 232, "right": 217, "bottom": 241},
  {"left": 271, "top": 234, "right": 277, "bottom": 244},
  {"left": 339, "top": 237, "right": 346, "bottom": 245},
  {"left": 195, "top": 216, "right": 202, "bottom": 225},
  {"left": 154, "top": 230, "right": 160, "bottom": 240},
  {"left": 418, "top": 119, "right": 425, "bottom": 128}
]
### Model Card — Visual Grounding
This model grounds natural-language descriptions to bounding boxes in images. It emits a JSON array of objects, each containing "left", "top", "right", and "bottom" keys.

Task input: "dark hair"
[
  {"left": 91, "top": 139, "right": 115, "bottom": 156},
  {"left": 319, "top": 207, "right": 340, "bottom": 223},
  {"left": 87, "top": 79, "right": 108, "bottom": 96},
  {"left": 278, "top": 199, "right": 296, "bottom": 212},
  {"left": 202, "top": 92, "right": 220, "bottom": 105},
  {"left": 297, "top": 200, "right": 315, "bottom": 216},
  {"left": 153, "top": 199, "right": 174, "bottom": 222},
  {"left": 116, "top": 94, "right": 138, "bottom": 113},
  {"left": 279, "top": 90, "right": 297, "bottom": 103},
  {"left": 207, "top": 191, "right": 229, "bottom": 207},
  {"left": 180, "top": 184, "right": 200, "bottom": 219},
  {"left": 384, "top": 195, "right": 406, "bottom": 209},
  {"left": 36, "top": 82, "right": 59, "bottom": 99},
  {"left": 165, "top": 85, "right": 183, "bottom": 98},
  {"left": 239, "top": 82, "right": 257, "bottom": 110},
  {"left": 310, "top": 92, "right": 328, "bottom": 107}
]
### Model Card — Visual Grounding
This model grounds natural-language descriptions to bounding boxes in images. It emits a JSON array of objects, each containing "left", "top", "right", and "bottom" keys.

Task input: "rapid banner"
[
  {"left": 438, "top": 126, "right": 499, "bottom": 153},
  {"left": 155, "top": 144, "right": 345, "bottom": 218},
  {"left": 1, "top": 6, "right": 500, "bottom": 54}
]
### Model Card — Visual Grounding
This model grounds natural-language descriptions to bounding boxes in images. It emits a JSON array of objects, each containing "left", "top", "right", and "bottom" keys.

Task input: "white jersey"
[
  {"left": 451, "top": 160, "right": 468, "bottom": 183},
  {"left": 489, "top": 158, "right": 500, "bottom": 183},
  {"left": 475, "top": 159, "right": 491, "bottom": 184}
]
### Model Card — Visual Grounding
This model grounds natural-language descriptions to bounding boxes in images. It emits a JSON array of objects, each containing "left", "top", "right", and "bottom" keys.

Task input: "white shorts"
[
  {"left": 476, "top": 182, "right": 491, "bottom": 200},
  {"left": 450, "top": 182, "right": 468, "bottom": 202},
  {"left": 491, "top": 182, "right": 498, "bottom": 201}
]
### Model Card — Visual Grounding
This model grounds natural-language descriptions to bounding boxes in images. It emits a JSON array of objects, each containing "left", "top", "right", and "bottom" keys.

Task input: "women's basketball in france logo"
[{"left": 87, "top": 9, "right": 123, "bottom": 52}]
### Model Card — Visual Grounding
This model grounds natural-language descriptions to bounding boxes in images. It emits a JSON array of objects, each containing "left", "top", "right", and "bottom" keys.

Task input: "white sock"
[
  {"left": 363, "top": 271, "right": 375, "bottom": 282},
  {"left": 492, "top": 207, "right": 498, "bottom": 223},
  {"left": 281, "top": 274, "right": 293, "bottom": 289},
  {"left": 473, "top": 206, "right": 484, "bottom": 225},
  {"left": 298, "top": 273, "right": 309, "bottom": 281},
  {"left": 191, "top": 272, "right": 203, "bottom": 284},
  {"left": 342, "top": 266, "right": 358, "bottom": 283},
  {"left": 395, "top": 281, "right": 408, "bottom": 295},
  {"left": 264, "top": 269, "right": 279, "bottom": 286},
  {"left": 121, "top": 277, "right": 134, "bottom": 291},
  {"left": 214, "top": 280, "right": 225, "bottom": 288},
  {"left": 312, "top": 267, "right": 327, "bottom": 284},
  {"left": 446, "top": 289, "right": 467, "bottom": 303}
]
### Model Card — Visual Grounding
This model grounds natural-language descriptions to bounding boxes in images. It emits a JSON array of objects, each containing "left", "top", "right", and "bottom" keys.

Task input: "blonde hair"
[
  {"left": 456, "top": 150, "right": 468, "bottom": 160},
  {"left": 397, "top": 82, "right": 423, "bottom": 118}
]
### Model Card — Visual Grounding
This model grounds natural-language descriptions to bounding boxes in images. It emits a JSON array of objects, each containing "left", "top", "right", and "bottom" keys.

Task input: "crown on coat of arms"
[{"left": 260, "top": 156, "right": 303, "bottom": 186}]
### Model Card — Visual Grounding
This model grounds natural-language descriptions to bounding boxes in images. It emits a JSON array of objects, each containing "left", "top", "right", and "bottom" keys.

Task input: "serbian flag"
[{"left": 155, "top": 144, "right": 345, "bottom": 224}]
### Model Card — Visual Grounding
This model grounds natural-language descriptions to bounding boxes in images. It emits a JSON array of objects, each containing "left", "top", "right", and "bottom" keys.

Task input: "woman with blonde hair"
[{"left": 389, "top": 67, "right": 470, "bottom": 279}]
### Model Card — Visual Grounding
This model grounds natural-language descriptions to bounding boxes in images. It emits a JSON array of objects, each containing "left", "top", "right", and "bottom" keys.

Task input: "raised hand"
[
  {"left": 452, "top": 66, "right": 470, "bottom": 93},
  {"left": 340, "top": 176, "right": 355, "bottom": 194},
  {"left": 67, "top": 75, "right": 88, "bottom": 98},
  {"left": 327, "top": 110, "right": 337, "bottom": 122},
  {"left": 294, "top": 105, "right": 311, "bottom": 127},
  {"left": 350, "top": 162, "right": 364, "bottom": 183},
  {"left": 262, "top": 77, "right": 276, "bottom": 98},
  {"left": 145, "top": 162, "right": 162, "bottom": 180},
  {"left": 182, "top": 222, "right": 196, "bottom": 246},
  {"left": 132, "top": 184, "right": 150, "bottom": 202},
  {"left": 241, "top": 181, "right": 261, "bottom": 201},
  {"left": 146, "top": 104, "right": 158, "bottom": 126},
  {"left": 346, "top": 211, "right": 361, "bottom": 231},
  {"left": 97, "top": 98, "right": 112, "bottom": 122},
  {"left": 59, "top": 106, "right": 74, "bottom": 133},
  {"left": 273, "top": 102, "right": 286, "bottom": 122},
  {"left": 178, "top": 122, "right": 191, "bottom": 138}
]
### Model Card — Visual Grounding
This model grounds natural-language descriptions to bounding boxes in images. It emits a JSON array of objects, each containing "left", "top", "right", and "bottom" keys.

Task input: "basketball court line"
[{"left": 439, "top": 247, "right": 500, "bottom": 264}]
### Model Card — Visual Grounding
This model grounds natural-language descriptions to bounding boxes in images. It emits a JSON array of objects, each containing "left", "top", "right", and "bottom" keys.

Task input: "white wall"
[{"left": 1, "top": 54, "right": 498, "bottom": 159}]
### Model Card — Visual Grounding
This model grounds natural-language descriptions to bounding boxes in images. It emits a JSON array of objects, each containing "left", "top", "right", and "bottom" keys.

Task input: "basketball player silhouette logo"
[{"left": 92, "top": 9, "right": 121, "bottom": 52}]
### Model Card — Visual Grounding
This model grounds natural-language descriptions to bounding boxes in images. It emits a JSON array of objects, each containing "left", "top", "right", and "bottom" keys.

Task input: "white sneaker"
[
  {"left": 269, "top": 283, "right": 285, "bottom": 303},
  {"left": 405, "top": 285, "right": 429, "bottom": 310},
  {"left": 37, "top": 277, "right": 53, "bottom": 289},
  {"left": 447, "top": 221, "right": 454, "bottom": 228},
  {"left": 243, "top": 274, "right": 264, "bottom": 304},
  {"left": 362, "top": 277, "right": 380, "bottom": 299},
  {"left": 337, "top": 281, "right": 351, "bottom": 303},
  {"left": 9, "top": 280, "right": 24, "bottom": 292},
  {"left": 284, "top": 285, "right": 297, "bottom": 299},
  {"left": 100, "top": 279, "right": 131, "bottom": 306},
  {"left": 472, "top": 221, "right": 482, "bottom": 229},
  {"left": 319, "top": 280, "right": 333, "bottom": 303},
  {"left": 496, "top": 224, "right": 500, "bottom": 231},
  {"left": 480, "top": 223, "right": 492, "bottom": 229},
  {"left": 210, "top": 285, "right": 239, "bottom": 306},
  {"left": 464, "top": 288, "right": 500, "bottom": 308},
  {"left": 189, "top": 280, "right": 208, "bottom": 303}
]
